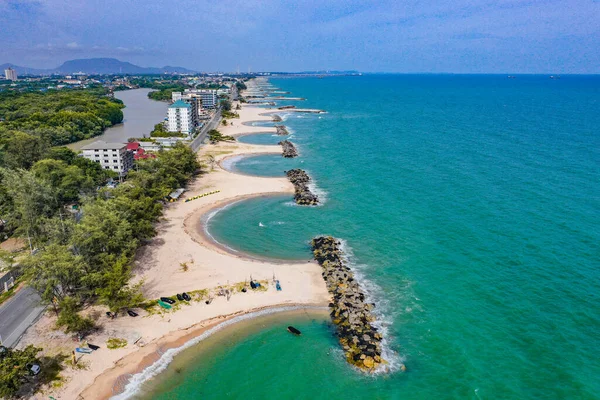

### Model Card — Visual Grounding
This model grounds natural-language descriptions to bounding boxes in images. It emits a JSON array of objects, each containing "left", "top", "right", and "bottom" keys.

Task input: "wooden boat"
[
  {"left": 127, "top": 310, "right": 138, "bottom": 317},
  {"left": 287, "top": 326, "right": 301, "bottom": 335},
  {"left": 158, "top": 300, "right": 172, "bottom": 309},
  {"left": 160, "top": 297, "right": 176, "bottom": 304},
  {"left": 182, "top": 292, "right": 191, "bottom": 301},
  {"left": 87, "top": 344, "right": 100, "bottom": 351},
  {"left": 176, "top": 293, "right": 184, "bottom": 301}
]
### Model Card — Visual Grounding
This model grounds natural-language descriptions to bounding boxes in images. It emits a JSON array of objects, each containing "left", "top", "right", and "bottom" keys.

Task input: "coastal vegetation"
[
  {"left": 285, "top": 169, "right": 318, "bottom": 205},
  {"left": 147, "top": 85, "right": 186, "bottom": 101},
  {"left": 1, "top": 141, "right": 200, "bottom": 344},
  {"left": 0, "top": 88, "right": 124, "bottom": 147},
  {"left": 208, "top": 129, "right": 235, "bottom": 144},
  {"left": 149, "top": 122, "right": 186, "bottom": 138}
]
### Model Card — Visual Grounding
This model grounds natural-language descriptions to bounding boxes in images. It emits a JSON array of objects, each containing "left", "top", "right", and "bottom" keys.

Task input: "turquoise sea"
[{"left": 138, "top": 75, "right": 600, "bottom": 399}]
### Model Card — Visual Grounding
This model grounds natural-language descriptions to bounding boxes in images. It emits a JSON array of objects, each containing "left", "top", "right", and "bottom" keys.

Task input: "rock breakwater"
[
  {"left": 285, "top": 169, "right": 318, "bottom": 205},
  {"left": 311, "top": 236, "right": 386, "bottom": 372},
  {"left": 279, "top": 140, "right": 298, "bottom": 158},
  {"left": 275, "top": 125, "right": 289, "bottom": 136},
  {"left": 272, "top": 115, "right": 283, "bottom": 122}
]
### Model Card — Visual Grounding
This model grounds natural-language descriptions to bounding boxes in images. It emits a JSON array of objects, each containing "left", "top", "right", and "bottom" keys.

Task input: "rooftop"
[
  {"left": 80, "top": 141, "right": 127, "bottom": 150},
  {"left": 169, "top": 100, "right": 191, "bottom": 109}
]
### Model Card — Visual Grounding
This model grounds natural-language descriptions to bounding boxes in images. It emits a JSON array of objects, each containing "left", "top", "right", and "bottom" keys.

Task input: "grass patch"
[
  {"left": 0, "top": 278, "right": 22, "bottom": 305},
  {"left": 106, "top": 338, "right": 127, "bottom": 349}
]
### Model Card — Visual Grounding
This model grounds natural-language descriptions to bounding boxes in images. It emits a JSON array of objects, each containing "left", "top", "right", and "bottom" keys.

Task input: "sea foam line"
[
  {"left": 335, "top": 239, "right": 403, "bottom": 373},
  {"left": 111, "top": 306, "right": 327, "bottom": 399}
]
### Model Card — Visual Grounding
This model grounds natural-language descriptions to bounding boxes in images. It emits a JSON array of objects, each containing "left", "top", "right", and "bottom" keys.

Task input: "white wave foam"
[
  {"left": 202, "top": 202, "right": 241, "bottom": 254},
  {"left": 259, "top": 222, "right": 265, "bottom": 227},
  {"left": 335, "top": 239, "right": 404, "bottom": 374},
  {"left": 111, "top": 306, "right": 327, "bottom": 399},
  {"left": 308, "top": 179, "right": 327, "bottom": 206}
]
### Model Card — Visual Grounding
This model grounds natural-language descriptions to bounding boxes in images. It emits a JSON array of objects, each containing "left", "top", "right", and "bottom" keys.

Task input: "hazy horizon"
[{"left": 1, "top": 0, "right": 599, "bottom": 74}]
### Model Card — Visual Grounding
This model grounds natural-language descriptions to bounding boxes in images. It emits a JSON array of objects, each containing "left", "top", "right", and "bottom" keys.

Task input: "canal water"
[{"left": 68, "top": 88, "right": 167, "bottom": 151}]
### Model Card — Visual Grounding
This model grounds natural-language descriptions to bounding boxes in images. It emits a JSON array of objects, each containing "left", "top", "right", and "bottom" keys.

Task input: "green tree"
[
  {"left": 21, "top": 244, "right": 87, "bottom": 305},
  {"left": 56, "top": 296, "right": 95, "bottom": 335},
  {"left": 97, "top": 256, "right": 143, "bottom": 313},
  {"left": 0, "top": 131, "right": 48, "bottom": 169},
  {"left": 0, "top": 345, "right": 42, "bottom": 398},
  {"left": 220, "top": 99, "right": 232, "bottom": 112}
]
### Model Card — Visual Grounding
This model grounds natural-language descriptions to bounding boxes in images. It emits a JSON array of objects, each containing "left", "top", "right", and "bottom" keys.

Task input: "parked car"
[{"left": 26, "top": 363, "right": 41, "bottom": 376}]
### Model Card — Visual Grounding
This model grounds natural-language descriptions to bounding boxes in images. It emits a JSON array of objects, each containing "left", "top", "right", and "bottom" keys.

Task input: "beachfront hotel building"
[
  {"left": 167, "top": 100, "right": 194, "bottom": 135},
  {"left": 80, "top": 141, "right": 134, "bottom": 176},
  {"left": 172, "top": 89, "right": 218, "bottom": 109},
  {"left": 4, "top": 67, "right": 17, "bottom": 81}
]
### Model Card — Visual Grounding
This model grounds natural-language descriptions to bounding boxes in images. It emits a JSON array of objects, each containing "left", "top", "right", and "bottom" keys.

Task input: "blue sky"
[{"left": 1, "top": 0, "right": 599, "bottom": 73}]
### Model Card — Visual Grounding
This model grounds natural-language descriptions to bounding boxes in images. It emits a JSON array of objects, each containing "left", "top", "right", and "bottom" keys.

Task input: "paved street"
[{"left": 0, "top": 286, "right": 45, "bottom": 347}]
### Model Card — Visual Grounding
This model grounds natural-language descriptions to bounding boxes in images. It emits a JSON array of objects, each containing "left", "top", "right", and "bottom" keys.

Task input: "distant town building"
[
  {"left": 4, "top": 67, "right": 17, "bottom": 81},
  {"left": 80, "top": 141, "right": 134, "bottom": 176},
  {"left": 167, "top": 100, "right": 194, "bottom": 135}
]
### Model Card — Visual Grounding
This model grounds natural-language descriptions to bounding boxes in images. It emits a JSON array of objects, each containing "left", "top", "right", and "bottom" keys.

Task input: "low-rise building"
[{"left": 80, "top": 141, "right": 134, "bottom": 176}]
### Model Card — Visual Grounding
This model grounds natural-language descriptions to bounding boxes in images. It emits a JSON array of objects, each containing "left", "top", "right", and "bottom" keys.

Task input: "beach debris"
[
  {"left": 275, "top": 125, "right": 289, "bottom": 135},
  {"left": 285, "top": 169, "right": 319, "bottom": 205},
  {"left": 311, "top": 236, "right": 387, "bottom": 372},
  {"left": 279, "top": 140, "right": 298, "bottom": 158}
]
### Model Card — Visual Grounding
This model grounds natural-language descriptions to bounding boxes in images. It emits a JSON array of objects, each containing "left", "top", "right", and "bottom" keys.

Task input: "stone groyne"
[
  {"left": 285, "top": 169, "right": 318, "bottom": 205},
  {"left": 311, "top": 236, "right": 386, "bottom": 372},
  {"left": 275, "top": 125, "right": 289, "bottom": 136},
  {"left": 272, "top": 115, "right": 283, "bottom": 122},
  {"left": 279, "top": 140, "right": 298, "bottom": 158}
]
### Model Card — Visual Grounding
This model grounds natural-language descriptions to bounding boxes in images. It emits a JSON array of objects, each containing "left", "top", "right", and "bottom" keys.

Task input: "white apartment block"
[
  {"left": 167, "top": 100, "right": 194, "bottom": 135},
  {"left": 80, "top": 141, "right": 134, "bottom": 176},
  {"left": 171, "top": 89, "right": 218, "bottom": 109},
  {"left": 4, "top": 67, "right": 17, "bottom": 81}
]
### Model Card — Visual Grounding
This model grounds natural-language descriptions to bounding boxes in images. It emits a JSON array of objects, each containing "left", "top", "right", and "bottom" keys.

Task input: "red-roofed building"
[{"left": 127, "top": 142, "right": 157, "bottom": 160}]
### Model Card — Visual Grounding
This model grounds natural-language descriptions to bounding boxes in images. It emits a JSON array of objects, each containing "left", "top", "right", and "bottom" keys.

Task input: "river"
[{"left": 68, "top": 88, "right": 167, "bottom": 151}]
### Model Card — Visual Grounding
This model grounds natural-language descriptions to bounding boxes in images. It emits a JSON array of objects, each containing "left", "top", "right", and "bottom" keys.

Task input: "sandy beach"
[{"left": 18, "top": 80, "right": 329, "bottom": 399}]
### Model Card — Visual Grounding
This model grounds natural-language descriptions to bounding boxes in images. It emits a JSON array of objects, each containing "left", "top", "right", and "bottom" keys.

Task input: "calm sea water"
[{"left": 142, "top": 75, "right": 600, "bottom": 399}]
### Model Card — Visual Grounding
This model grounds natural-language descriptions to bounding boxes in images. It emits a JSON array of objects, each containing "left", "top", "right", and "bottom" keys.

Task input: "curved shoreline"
[
  {"left": 219, "top": 151, "right": 286, "bottom": 177},
  {"left": 87, "top": 304, "right": 328, "bottom": 400},
  {"left": 188, "top": 191, "right": 313, "bottom": 265}
]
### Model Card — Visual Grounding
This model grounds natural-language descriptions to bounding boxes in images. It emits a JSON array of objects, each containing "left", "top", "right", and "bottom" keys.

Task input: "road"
[{"left": 0, "top": 286, "right": 45, "bottom": 348}]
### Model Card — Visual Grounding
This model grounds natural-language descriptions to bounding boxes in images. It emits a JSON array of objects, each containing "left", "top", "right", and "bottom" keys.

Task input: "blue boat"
[{"left": 75, "top": 347, "right": 93, "bottom": 354}]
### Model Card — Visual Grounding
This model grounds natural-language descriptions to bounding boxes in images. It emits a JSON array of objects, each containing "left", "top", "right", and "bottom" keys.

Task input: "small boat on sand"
[
  {"left": 287, "top": 326, "right": 301, "bottom": 335},
  {"left": 158, "top": 300, "right": 172, "bottom": 309},
  {"left": 276, "top": 280, "right": 282, "bottom": 291},
  {"left": 160, "top": 297, "right": 176, "bottom": 304},
  {"left": 182, "top": 292, "right": 191, "bottom": 301},
  {"left": 88, "top": 344, "right": 100, "bottom": 351},
  {"left": 76, "top": 347, "right": 93, "bottom": 354},
  {"left": 176, "top": 293, "right": 184, "bottom": 301},
  {"left": 127, "top": 310, "right": 138, "bottom": 317}
]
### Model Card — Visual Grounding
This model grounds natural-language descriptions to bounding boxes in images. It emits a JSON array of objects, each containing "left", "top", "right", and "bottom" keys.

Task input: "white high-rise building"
[
  {"left": 80, "top": 141, "right": 134, "bottom": 177},
  {"left": 167, "top": 100, "right": 194, "bottom": 135},
  {"left": 4, "top": 67, "right": 17, "bottom": 81}
]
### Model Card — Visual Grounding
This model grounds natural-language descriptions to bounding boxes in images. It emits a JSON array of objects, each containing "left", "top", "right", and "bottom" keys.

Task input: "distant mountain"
[{"left": 1, "top": 58, "right": 196, "bottom": 75}]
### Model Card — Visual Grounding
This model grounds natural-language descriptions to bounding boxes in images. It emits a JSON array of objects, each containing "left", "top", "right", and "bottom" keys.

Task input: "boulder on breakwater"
[
  {"left": 272, "top": 115, "right": 283, "bottom": 122},
  {"left": 279, "top": 140, "right": 298, "bottom": 158},
  {"left": 275, "top": 125, "right": 289, "bottom": 136},
  {"left": 285, "top": 169, "right": 318, "bottom": 205},
  {"left": 311, "top": 236, "right": 386, "bottom": 372}
]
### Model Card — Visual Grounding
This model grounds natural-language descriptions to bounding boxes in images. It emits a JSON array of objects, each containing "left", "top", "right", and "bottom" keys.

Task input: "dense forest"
[{"left": 0, "top": 88, "right": 124, "bottom": 146}]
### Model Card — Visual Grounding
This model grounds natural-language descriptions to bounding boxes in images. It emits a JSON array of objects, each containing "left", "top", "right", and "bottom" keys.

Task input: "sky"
[{"left": 1, "top": 0, "right": 599, "bottom": 73}]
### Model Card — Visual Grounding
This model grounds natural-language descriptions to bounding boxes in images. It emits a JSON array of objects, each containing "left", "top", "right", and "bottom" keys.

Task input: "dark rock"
[
  {"left": 278, "top": 140, "right": 298, "bottom": 158},
  {"left": 286, "top": 169, "right": 318, "bottom": 205}
]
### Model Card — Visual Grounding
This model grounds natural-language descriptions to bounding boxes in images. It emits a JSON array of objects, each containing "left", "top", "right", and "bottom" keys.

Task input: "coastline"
[{"left": 18, "top": 79, "right": 330, "bottom": 400}]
